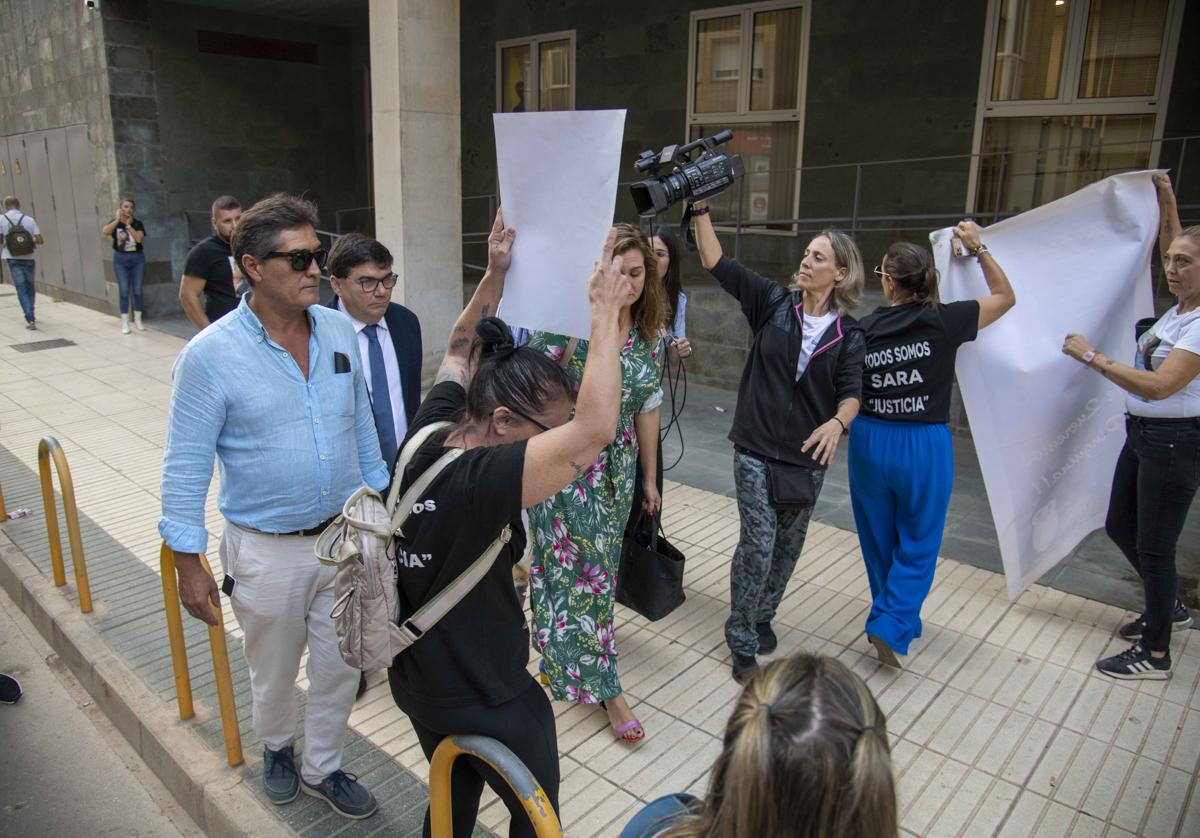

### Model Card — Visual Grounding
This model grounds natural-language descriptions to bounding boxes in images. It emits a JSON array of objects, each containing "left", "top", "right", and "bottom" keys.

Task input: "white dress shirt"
[{"left": 338, "top": 300, "right": 408, "bottom": 442}]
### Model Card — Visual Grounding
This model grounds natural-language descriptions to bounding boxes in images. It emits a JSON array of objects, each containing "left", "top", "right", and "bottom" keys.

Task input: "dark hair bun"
[{"left": 476, "top": 316, "right": 516, "bottom": 359}]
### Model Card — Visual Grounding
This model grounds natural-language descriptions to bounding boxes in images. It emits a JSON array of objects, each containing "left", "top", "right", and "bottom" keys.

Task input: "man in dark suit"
[
  {"left": 327, "top": 233, "right": 422, "bottom": 472},
  {"left": 327, "top": 233, "right": 423, "bottom": 700}
]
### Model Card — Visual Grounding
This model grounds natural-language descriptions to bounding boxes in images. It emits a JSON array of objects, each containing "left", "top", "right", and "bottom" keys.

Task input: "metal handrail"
[
  {"left": 160, "top": 542, "right": 244, "bottom": 767},
  {"left": 37, "top": 437, "right": 91, "bottom": 613},
  {"left": 0, "top": 478, "right": 8, "bottom": 521},
  {"left": 429, "top": 735, "right": 562, "bottom": 838}
]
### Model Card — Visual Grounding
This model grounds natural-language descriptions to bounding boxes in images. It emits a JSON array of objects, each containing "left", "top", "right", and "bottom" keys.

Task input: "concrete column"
[{"left": 369, "top": 0, "right": 462, "bottom": 379}]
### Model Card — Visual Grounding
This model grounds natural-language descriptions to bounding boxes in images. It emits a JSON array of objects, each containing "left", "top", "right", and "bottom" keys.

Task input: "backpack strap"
[
  {"left": 385, "top": 420, "right": 452, "bottom": 511},
  {"left": 395, "top": 524, "right": 513, "bottom": 646},
  {"left": 389, "top": 447, "right": 463, "bottom": 534}
]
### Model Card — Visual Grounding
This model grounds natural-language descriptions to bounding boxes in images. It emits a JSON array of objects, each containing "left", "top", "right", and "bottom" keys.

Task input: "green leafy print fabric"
[{"left": 526, "top": 327, "right": 664, "bottom": 703}]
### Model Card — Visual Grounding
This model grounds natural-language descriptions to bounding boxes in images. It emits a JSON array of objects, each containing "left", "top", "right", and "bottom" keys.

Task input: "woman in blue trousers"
[
  {"left": 850, "top": 221, "right": 1015, "bottom": 667},
  {"left": 101, "top": 197, "right": 147, "bottom": 333}
]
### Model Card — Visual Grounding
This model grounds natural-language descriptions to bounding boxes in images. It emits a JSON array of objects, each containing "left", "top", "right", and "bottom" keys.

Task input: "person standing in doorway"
[
  {"left": 1, "top": 196, "right": 45, "bottom": 330},
  {"left": 102, "top": 197, "right": 147, "bottom": 333},
  {"left": 180, "top": 195, "right": 242, "bottom": 329},
  {"left": 159, "top": 194, "right": 388, "bottom": 820}
]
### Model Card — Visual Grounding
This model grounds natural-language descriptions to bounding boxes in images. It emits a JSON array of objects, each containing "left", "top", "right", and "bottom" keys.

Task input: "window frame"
[
  {"left": 965, "top": 0, "right": 1185, "bottom": 214},
  {"left": 494, "top": 30, "right": 577, "bottom": 113},
  {"left": 686, "top": 0, "right": 810, "bottom": 234}
]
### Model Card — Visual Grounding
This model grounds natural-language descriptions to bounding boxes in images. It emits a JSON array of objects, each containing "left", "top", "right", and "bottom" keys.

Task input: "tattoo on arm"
[
  {"left": 450, "top": 336, "right": 470, "bottom": 351},
  {"left": 481, "top": 304, "right": 489, "bottom": 317},
  {"left": 569, "top": 460, "right": 587, "bottom": 477}
]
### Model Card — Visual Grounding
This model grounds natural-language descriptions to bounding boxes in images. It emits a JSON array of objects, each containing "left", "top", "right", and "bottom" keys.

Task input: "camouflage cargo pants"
[{"left": 725, "top": 451, "right": 825, "bottom": 657}]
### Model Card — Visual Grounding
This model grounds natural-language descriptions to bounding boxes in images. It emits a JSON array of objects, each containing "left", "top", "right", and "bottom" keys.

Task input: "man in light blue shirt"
[{"left": 159, "top": 195, "right": 387, "bottom": 820}]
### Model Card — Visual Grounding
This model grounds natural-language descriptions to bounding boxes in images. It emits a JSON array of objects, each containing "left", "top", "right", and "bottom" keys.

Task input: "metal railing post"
[
  {"left": 991, "top": 152, "right": 1007, "bottom": 225},
  {"left": 160, "top": 544, "right": 195, "bottom": 720},
  {"left": 1176, "top": 137, "right": 1188, "bottom": 200},
  {"left": 37, "top": 437, "right": 91, "bottom": 613},
  {"left": 0, "top": 479, "right": 8, "bottom": 521},
  {"left": 429, "top": 735, "right": 562, "bottom": 838},
  {"left": 734, "top": 176, "right": 744, "bottom": 261},
  {"left": 159, "top": 542, "right": 244, "bottom": 767}
]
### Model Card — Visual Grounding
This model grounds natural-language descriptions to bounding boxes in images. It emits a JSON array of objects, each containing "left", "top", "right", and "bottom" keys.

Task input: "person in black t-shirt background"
[
  {"left": 387, "top": 211, "right": 633, "bottom": 838},
  {"left": 849, "top": 221, "right": 1015, "bottom": 668},
  {"left": 180, "top": 195, "right": 243, "bottom": 329},
  {"left": 101, "top": 197, "right": 147, "bottom": 334}
]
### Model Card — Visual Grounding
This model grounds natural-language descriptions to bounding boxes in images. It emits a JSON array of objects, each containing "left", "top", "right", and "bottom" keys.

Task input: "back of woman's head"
[
  {"left": 462, "top": 317, "right": 571, "bottom": 424},
  {"left": 665, "top": 654, "right": 897, "bottom": 838},
  {"left": 613, "top": 222, "right": 665, "bottom": 342},
  {"left": 883, "top": 241, "right": 938, "bottom": 305}
]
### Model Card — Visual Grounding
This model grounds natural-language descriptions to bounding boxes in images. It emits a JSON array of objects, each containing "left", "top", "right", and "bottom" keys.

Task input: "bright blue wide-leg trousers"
[{"left": 848, "top": 415, "right": 954, "bottom": 655}]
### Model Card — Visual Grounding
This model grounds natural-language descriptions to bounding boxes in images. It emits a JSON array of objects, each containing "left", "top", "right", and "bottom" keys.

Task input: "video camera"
[{"left": 629, "top": 129, "right": 745, "bottom": 217}]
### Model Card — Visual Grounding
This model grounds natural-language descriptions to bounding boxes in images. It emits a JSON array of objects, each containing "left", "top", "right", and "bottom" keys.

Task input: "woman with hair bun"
[
  {"left": 526, "top": 222, "right": 665, "bottom": 743},
  {"left": 850, "top": 221, "right": 1015, "bottom": 667},
  {"left": 386, "top": 210, "right": 633, "bottom": 837},
  {"left": 619, "top": 653, "right": 897, "bottom": 838}
]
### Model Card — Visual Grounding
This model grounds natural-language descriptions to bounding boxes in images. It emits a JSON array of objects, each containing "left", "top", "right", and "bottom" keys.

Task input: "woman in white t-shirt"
[{"left": 1063, "top": 172, "right": 1200, "bottom": 681}]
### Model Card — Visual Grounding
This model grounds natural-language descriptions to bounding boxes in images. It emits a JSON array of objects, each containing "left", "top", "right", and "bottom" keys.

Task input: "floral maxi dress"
[{"left": 527, "top": 328, "right": 663, "bottom": 703}]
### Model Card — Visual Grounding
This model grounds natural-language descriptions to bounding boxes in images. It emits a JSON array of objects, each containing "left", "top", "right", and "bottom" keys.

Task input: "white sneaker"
[
  {"left": 134, "top": 311, "right": 145, "bottom": 331},
  {"left": 121, "top": 314, "right": 131, "bottom": 334}
]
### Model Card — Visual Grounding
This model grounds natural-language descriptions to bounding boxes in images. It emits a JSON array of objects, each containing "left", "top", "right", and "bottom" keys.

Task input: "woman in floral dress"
[{"left": 527, "top": 223, "right": 665, "bottom": 743}]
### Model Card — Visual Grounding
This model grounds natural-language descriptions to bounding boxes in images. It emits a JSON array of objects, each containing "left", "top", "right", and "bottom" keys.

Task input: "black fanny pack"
[{"left": 766, "top": 461, "right": 817, "bottom": 508}]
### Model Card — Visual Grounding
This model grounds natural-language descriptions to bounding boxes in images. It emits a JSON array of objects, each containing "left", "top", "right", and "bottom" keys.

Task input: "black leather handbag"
[
  {"left": 766, "top": 461, "right": 817, "bottom": 508},
  {"left": 616, "top": 512, "right": 686, "bottom": 621}
]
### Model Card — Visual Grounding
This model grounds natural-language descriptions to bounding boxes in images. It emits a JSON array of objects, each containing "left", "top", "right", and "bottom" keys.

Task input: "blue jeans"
[
  {"left": 1105, "top": 416, "right": 1200, "bottom": 652},
  {"left": 6, "top": 259, "right": 36, "bottom": 322},
  {"left": 849, "top": 416, "right": 954, "bottom": 655},
  {"left": 112, "top": 250, "right": 145, "bottom": 314}
]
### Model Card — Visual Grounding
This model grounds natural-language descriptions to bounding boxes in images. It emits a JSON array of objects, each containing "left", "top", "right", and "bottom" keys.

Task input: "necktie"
[{"left": 362, "top": 324, "right": 398, "bottom": 470}]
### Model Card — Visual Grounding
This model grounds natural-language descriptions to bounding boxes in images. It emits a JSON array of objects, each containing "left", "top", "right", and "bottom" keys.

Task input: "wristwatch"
[
  {"left": 1081, "top": 350, "right": 1096, "bottom": 366},
  {"left": 970, "top": 243, "right": 989, "bottom": 257}
]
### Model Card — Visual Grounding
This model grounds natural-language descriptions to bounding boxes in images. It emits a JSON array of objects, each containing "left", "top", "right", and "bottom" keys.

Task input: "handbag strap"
[
  {"left": 397, "top": 524, "right": 513, "bottom": 645},
  {"left": 390, "top": 448, "right": 463, "bottom": 533},
  {"left": 557, "top": 337, "right": 579, "bottom": 369}
]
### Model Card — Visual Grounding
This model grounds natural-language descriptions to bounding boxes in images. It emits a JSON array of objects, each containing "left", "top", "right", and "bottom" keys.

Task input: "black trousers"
[
  {"left": 1105, "top": 415, "right": 1200, "bottom": 652},
  {"left": 399, "top": 678, "right": 560, "bottom": 838}
]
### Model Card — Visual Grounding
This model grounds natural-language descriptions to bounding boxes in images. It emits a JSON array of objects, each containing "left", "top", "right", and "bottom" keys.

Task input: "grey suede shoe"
[
  {"left": 262, "top": 745, "right": 299, "bottom": 804},
  {"left": 301, "top": 770, "right": 378, "bottom": 819}
]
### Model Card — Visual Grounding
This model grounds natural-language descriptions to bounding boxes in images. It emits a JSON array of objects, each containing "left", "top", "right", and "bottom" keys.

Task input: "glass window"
[
  {"left": 496, "top": 33, "right": 574, "bottom": 113},
  {"left": 751, "top": 7, "right": 803, "bottom": 111},
  {"left": 688, "top": 5, "right": 806, "bottom": 230},
  {"left": 976, "top": 113, "right": 1156, "bottom": 214},
  {"left": 690, "top": 123, "right": 799, "bottom": 228},
  {"left": 500, "top": 45, "right": 531, "bottom": 113},
  {"left": 1077, "top": 0, "right": 1169, "bottom": 98},
  {"left": 539, "top": 39, "right": 572, "bottom": 111},
  {"left": 694, "top": 16, "right": 741, "bottom": 114},
  {"left": 990, "top": 0, "right": 1071, "bottom": 101}
]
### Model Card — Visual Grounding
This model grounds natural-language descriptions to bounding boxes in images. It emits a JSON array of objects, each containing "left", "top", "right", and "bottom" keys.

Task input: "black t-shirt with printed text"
[
  {"left": 110, "top": 218, "right": 146, "bottom": 253},
  {"left": 386, "top": 381, "right": 532, "bottom": 709},
  {"left": 183, "top": 235, "right": 239, "bottom": 322},
  {"left": 859, "top": 300, "right": 980, "bottom": 423}
]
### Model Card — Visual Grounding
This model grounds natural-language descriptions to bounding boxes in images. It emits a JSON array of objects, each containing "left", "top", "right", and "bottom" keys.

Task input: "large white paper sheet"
[
  {"left": 494, "top": 110, "right": 626, "bottom": 339},
  {"left": 933, "top": 171, "right": 1159, "bottom": 599}
]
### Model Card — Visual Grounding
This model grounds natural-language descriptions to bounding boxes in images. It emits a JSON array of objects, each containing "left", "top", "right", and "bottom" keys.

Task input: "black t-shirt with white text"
[
  {"left": 386, "top": 381, "right": 532, "bottom": 708},
  {"left": 859, "top": 300, "right": 980, "bottom": 423},
  {"left": 183, "top": 235, "right": 238, "bottom": 322}
]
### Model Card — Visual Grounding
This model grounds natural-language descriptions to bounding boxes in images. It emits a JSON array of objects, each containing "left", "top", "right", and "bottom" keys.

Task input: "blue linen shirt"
[{"left": 158, "top": 296, "right": 389, "bottom": 554}]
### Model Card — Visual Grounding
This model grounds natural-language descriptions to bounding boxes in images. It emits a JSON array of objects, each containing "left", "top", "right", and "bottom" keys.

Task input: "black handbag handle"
[{"left": 630, "top": 508, "right": 660, "bottom": 551}]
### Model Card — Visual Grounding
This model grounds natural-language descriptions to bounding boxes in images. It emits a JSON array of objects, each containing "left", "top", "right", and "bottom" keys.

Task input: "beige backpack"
[{"left": 315, "top": 421, "right": 511, "bottom": 670}]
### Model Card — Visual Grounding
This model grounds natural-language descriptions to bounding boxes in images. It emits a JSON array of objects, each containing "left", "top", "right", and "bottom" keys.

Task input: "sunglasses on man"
[{"left": 264, "top": 248, "right": 329, "bottom": 273}]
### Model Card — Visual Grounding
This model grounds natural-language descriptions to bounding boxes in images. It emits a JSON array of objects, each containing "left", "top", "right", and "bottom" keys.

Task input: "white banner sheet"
[
  {"left": 932, "top": 171, "right": 1159, "bottom": 599},
  {"left": 493, "top": 110, "right": 626, "bottom": 339}
]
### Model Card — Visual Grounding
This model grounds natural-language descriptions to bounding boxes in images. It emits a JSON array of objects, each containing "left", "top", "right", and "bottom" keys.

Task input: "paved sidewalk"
[{"left": 2, "top": 291, "right": 1199, "bottom": 836}]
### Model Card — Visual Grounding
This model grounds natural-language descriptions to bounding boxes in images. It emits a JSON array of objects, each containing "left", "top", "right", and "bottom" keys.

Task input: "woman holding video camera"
[
  {"left": 1062, "top": 172, "right": 1200, "bottom": 681},
  {"left": 386, "top": 211, "right": 632, "bottom": 836},
  {"left": 525, "top": 224, "right": 665, "bottom": 744},
  {"left": 692, "top": 199, "right": 866, "bottom": 684}
]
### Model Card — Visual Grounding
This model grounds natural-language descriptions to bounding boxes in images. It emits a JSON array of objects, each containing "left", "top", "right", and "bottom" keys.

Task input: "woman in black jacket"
[{"left": 693, "top": 200, "right": 866, "bottom": 683}]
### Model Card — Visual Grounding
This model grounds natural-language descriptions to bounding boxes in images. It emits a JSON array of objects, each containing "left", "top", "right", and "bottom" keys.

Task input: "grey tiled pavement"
[{"left": 3, "top": 288, "right": 1200, "bottom": 836}]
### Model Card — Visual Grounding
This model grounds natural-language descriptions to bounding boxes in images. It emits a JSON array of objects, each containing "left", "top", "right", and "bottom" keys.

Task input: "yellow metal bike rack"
[
  {"left": 160, "top": 542, "right": 244, "bottom": 767},
  {"left": 37, "top": 437, "right": 92, "bottom": 613},
  {"left": 429, "top": 735, "right": 562, "bottom": 838},
  {"left": 0, "top": 478, "right": 8, "bottom": 520}
]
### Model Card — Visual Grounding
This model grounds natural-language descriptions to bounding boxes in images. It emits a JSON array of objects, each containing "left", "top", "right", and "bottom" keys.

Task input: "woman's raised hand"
[
  {"left": 486, "top": 207, "right": 516, "bottom": 274},
  {"left": 1152, "top": 172, "right": 1172, "bottom": 192},
  {"left": 953, "top": 220, "right": 983, "bottom": 251},
  {"left": 588, "top": 228, "right": 631, "bottom": 313}
]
